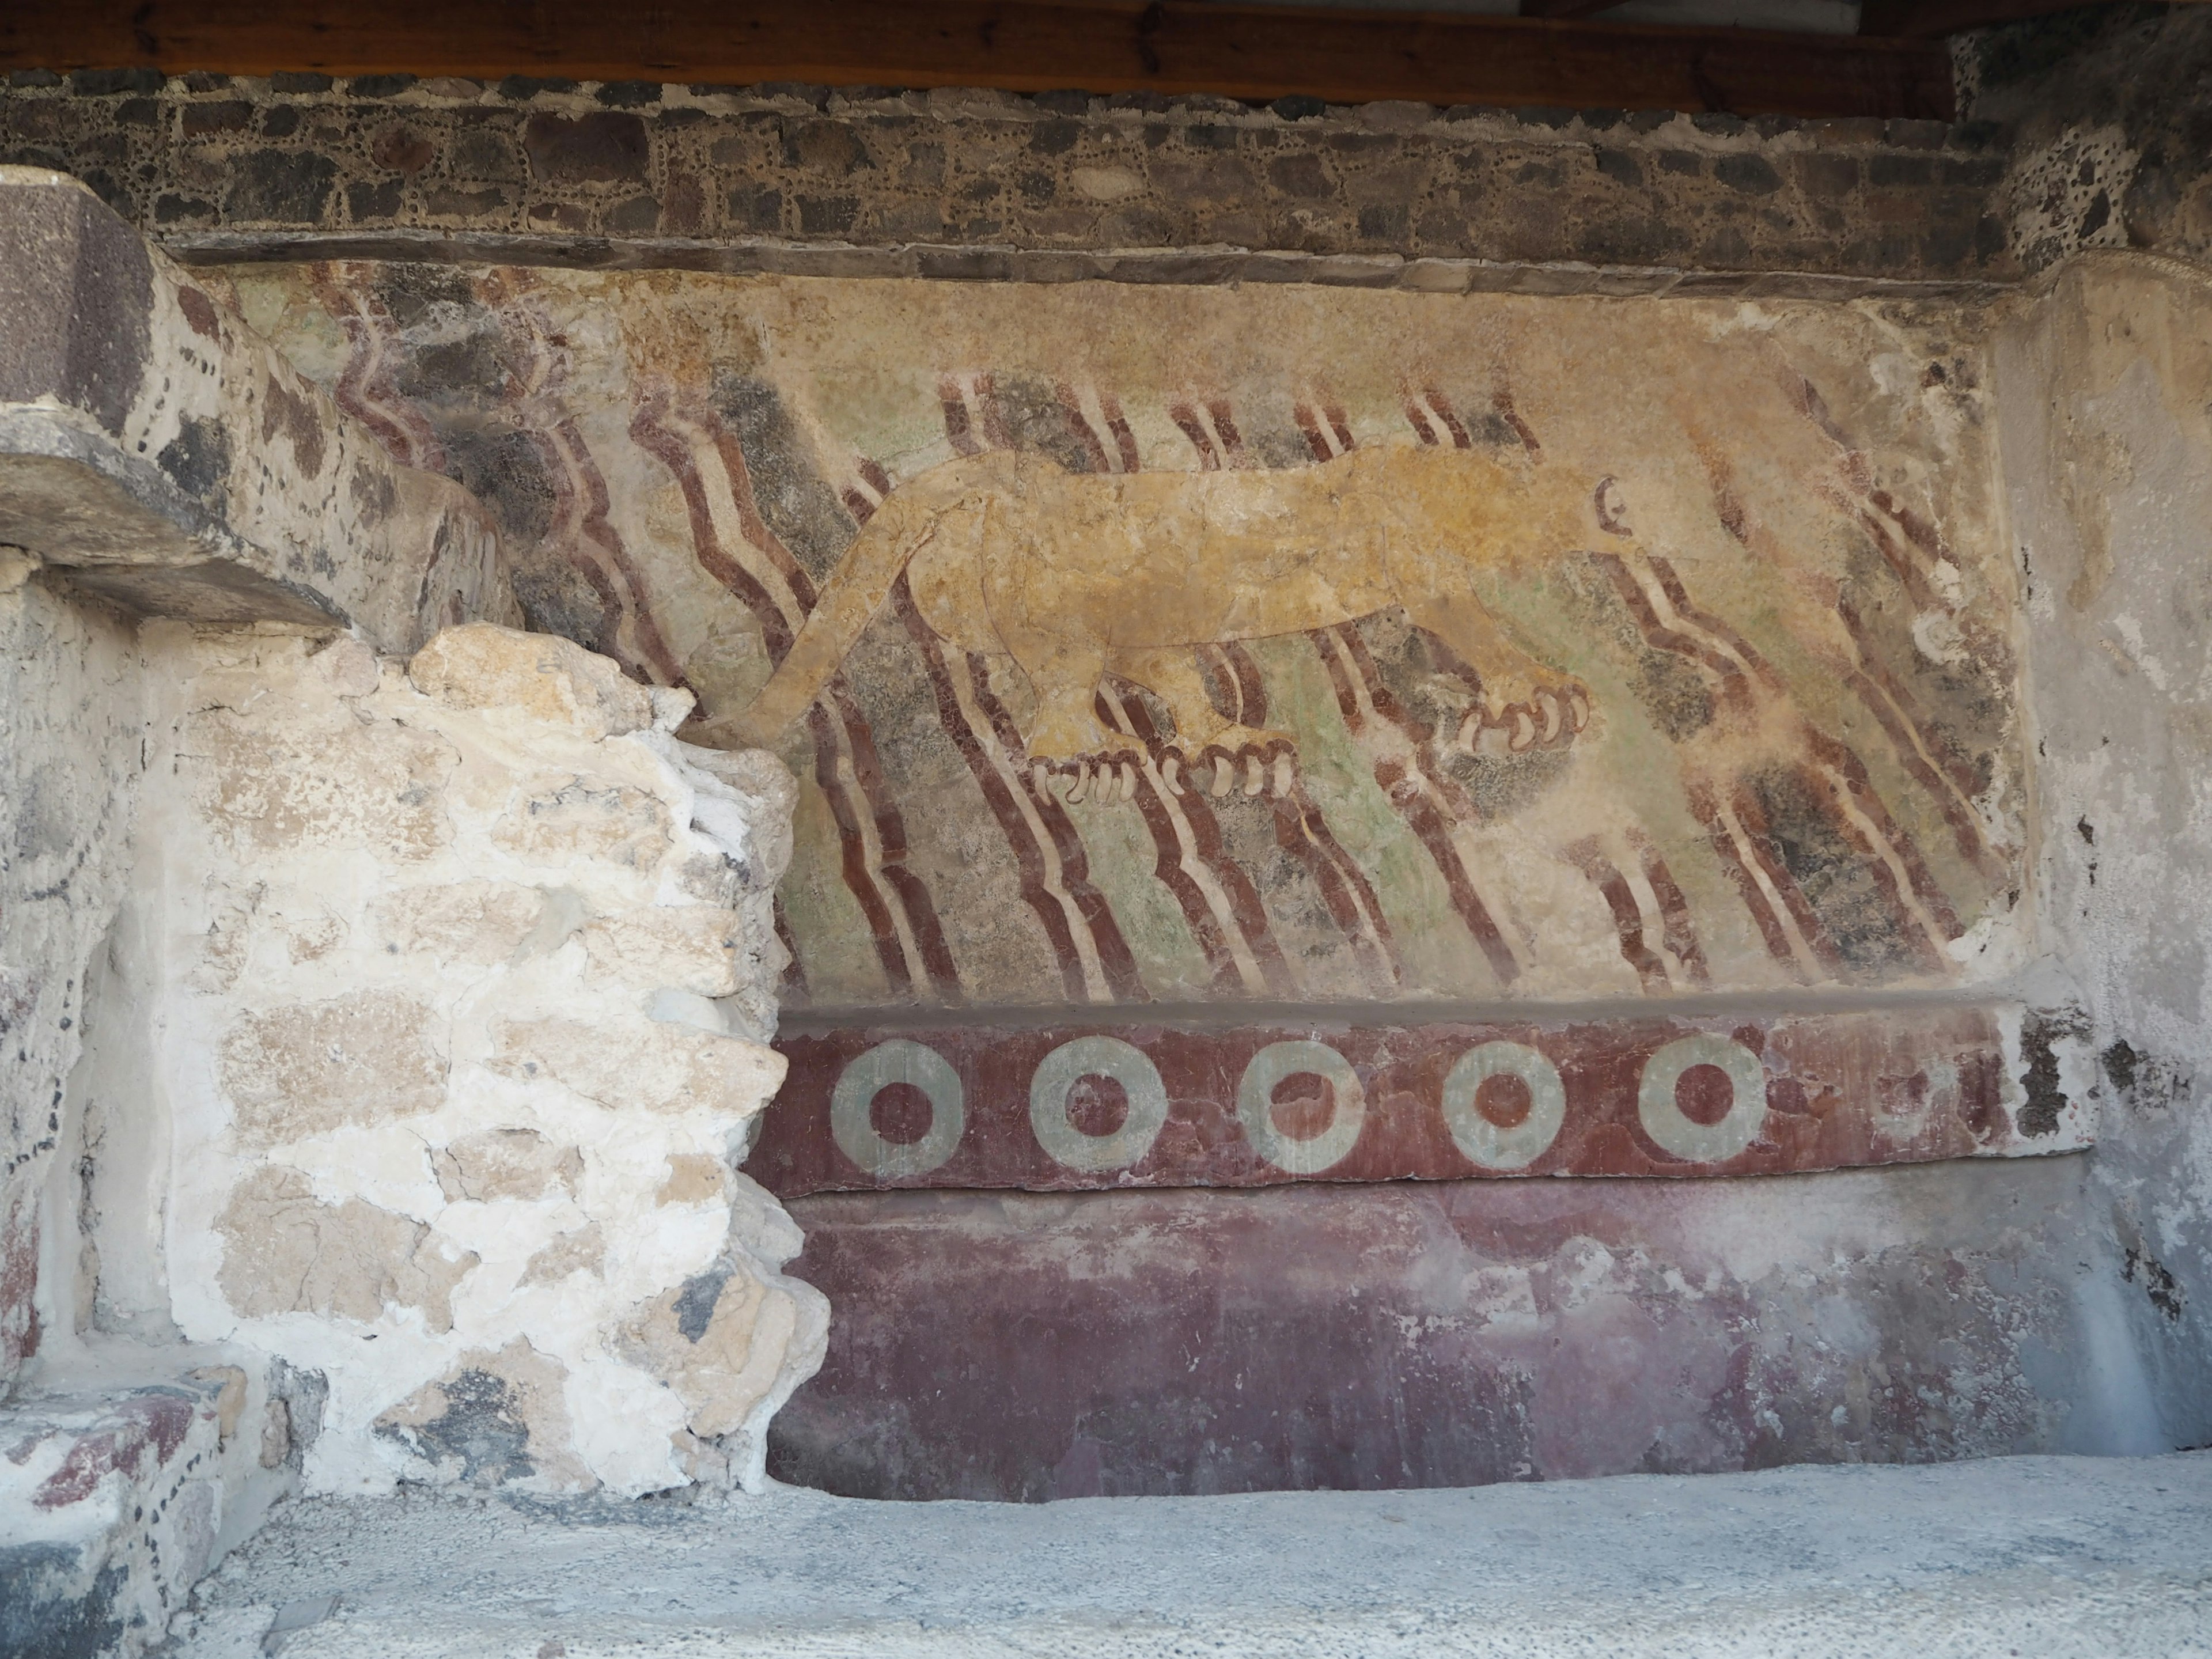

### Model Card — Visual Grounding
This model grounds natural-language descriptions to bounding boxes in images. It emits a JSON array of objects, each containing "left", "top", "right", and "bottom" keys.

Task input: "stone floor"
[{"left": 161, "top": 1452, "right": 2212, "bottom": 1658}]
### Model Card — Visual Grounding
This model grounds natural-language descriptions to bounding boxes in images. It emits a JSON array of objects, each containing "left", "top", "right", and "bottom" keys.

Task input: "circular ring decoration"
[
  {"left": 1636, "top": 1034, "right": 1768, "bottom": 1164},
  {"left": 830, "top": 1040, "right": 966, "bottom": 1180},
  {"left": 1029, "top": 1036, "right": 1169, "bottom": 1173},
  {"left": 1237, "top": 1040, "right": 1366, "bottom": 1176},
  {"left": 1441, "top": 1041, "right": 1567, "bottom": 1171}
]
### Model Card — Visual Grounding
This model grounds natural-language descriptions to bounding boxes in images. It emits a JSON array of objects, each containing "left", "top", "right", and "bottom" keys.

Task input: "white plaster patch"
[{"left": 142, "top": 626, "right": 825, "bottom": 1498}]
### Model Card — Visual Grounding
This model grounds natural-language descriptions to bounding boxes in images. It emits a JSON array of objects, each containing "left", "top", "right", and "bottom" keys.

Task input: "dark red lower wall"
[{"left": 767, "top": 1157, "right": 2103, "bottom": 1501}]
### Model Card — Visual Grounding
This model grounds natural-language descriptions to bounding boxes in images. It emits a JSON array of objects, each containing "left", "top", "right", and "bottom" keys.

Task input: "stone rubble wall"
[
  {"left": 136, "top": 621, "right": 820, "bottom": 1497},
  {"left": 0, "top": 570, "right": 326, "bottom": 1659},
  {"left": 0, "top": 73, "right": 2013, "bottom": 290},
  {"left": 1964, "top": 5, "right": 2212, "bottom": 275},
  {"left": 1, "top": 166, "right": 521, "bottom": 1411}
]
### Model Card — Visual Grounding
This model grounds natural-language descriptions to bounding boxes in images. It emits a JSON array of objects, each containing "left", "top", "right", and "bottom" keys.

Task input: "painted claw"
[
  {"left": 1031, "top": 760, "right": 1052, "bottom": 794},
  {"left": 1271, "top": 753, "right": 1293, "bottom": 798},
  {"left": 1210, "top": 756, "right": 1234, "bottom": 797},
  {"left": 1536, "top": 691, "right": 1563, "bottom": 745},
  {"left": 1243, "top": 754, "right": 1264, "bottom": 797},
  {"left": 1509, "top": 709, "right": 1536, "bottom": 753},
  {"left": 1164, "top": 754, "right": 1185, "bottom": 797},
  {"left": 1119, "top": 761, "right": 1139, "bottom": 801},
  {"left": 1568, "top": 688, "right": 1590, "bottom": 732},
  {"left": 1065, "top": 762, "right": 1092, "bottom": 804}
]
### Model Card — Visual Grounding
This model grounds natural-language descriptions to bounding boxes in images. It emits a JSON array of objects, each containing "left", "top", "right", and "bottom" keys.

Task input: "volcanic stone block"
[{"left": 0, "top": 168, "right": 515, "bottom": 651}]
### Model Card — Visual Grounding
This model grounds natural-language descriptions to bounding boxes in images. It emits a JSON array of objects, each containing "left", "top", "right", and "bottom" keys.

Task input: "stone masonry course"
[{"left": 0, "top": 73, "right": 2014, "bottom": 288}]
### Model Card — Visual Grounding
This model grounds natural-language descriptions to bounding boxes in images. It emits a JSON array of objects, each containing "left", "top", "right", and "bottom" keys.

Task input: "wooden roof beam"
[{"left": 0, "top": 0, "right": 1956, "bottom": 120}]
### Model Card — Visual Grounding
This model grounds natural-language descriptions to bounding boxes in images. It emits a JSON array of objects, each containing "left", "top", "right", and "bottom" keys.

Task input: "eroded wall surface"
[
  {"left": 132, "top": 623, "right": 822, "bottom": 1495},
  {"left": 225, "top": 269, "right": 2029, "bottom": 1015},
  {"left": 2001, "top": 253, "right": 2212, "bottom": 1452},
  {"left": 0, "top": 169, "right": 510, "bottom": 649},
  {"left": 0, "top": 168, "right": 516, "bottom": 1405},
  {"left": 0, "top": 574, "right": 145, "bottom": 1392},
  {"left": 2, "top": 176, "right": 823, "bottom": 1638}
]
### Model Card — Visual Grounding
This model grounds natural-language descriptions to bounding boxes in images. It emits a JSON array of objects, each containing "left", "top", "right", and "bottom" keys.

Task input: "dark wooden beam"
[
  {"left": 0, "top": 0, "right": 1955, "bottom": 119},
  {"left": 1520, "top": 0, "right": 1633, "bottom": 21},
  {"left": 1862, "top": 0, "right": 2203, "bottom": 36}
]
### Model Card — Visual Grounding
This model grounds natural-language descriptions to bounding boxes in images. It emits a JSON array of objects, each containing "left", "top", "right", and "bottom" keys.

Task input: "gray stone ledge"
[
  {"left": 2, "top": 70, "right": 2001, "bottom": 155},
  {"left": 165, "top": 228, "right": 2014, "bottom": 298}
]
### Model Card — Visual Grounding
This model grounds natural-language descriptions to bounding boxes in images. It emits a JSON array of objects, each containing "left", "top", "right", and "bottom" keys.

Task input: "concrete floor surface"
[{"left": 166, "top": 1453, "right": 2212, "bottom": 1658}]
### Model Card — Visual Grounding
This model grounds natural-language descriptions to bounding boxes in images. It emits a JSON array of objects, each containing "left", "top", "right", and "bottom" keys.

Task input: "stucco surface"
[
  {"left": 771, "top": 1156, "right": 2145, "bottom": 1502},
  {"left": 200, "top": 250, "right": 2131, "bottom": 1506},
  {"left": 0, "top": 576, "right": 145, "bottom": 1393},
  {"left": 2001, "top": 252, "right": 2212, "bottom": 1453},
  {"left": 166, "top": 1453, "right": 2212, "bottom": 1658}
]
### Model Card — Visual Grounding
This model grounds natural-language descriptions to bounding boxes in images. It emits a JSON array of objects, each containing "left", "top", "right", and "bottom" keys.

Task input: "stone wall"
[
  {"left": 0, "top": 181, "right": 825, "bottom": 1652},
  {"left": 0, "top": 168, "right": 513, "bottom": 1404},
  {"left": 0, "top": 73, "right": 2012, "bottom": 289},
  {"left": 135, "top": 622, "right": 821, "bottom": 1495},
  {"left": 1971, "top": 4, "right": 2212, "bottom": 274},
  {"left": 0, "top": 10, "right": 2207, "bottom": 1539}
]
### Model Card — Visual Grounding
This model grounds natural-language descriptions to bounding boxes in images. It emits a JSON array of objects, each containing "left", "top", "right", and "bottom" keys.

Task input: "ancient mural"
[{"left": 219, "top": 265, "right": 2043, "bottom": 1189}]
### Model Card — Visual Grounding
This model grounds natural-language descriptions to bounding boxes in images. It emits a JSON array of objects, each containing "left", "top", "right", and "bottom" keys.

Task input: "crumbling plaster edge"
[
  {"left": 1982, "top": 241, "right": 2212, "bottom": 967},
  {"left": 2008, "top": 244, "right": 2212, "bottom": 305},
  {"left": 1967, "top": 243, "right": 2212, "bottom": 1199}
]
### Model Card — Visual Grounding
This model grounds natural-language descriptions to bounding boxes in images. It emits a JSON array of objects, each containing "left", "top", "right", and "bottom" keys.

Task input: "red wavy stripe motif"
[
  {"left": 1699, "top": 429, "right": 2005, "bottom": 897},
  {"left": 463, "top": 272, "right": 683, "bottom": 687},
  {"left": 1209, "top": 638, "right": 1399, "bottom": 990},
  {"left": 1599, "top": 537, "right": 1961, "bottom": 976},
  {"left": 1309, "top": 622, "right": 1520, "bottom": 987},
  {"left": 306, "top": 262, "right": 445, "bottom": 473},
  {"left": 910, "top": 380, "right": 1144, "bottom": 1002},
  {"left": 630, "top": 395, "right": 959, "bottom": 1002},
  {"left": 892, "top": 570, "right": 1143, "bottom": 1005},
  {"left": 1566, "top": 837, "right": 1671, "bottom": 995},
  {"left": 1294, "top": 396, "right": 1526, "bottom": 986}
]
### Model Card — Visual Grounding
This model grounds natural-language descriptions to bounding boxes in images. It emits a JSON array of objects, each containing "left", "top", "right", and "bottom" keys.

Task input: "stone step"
[{"left": 0, "top": 1353, "right": 306, "bottom": 1659}]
